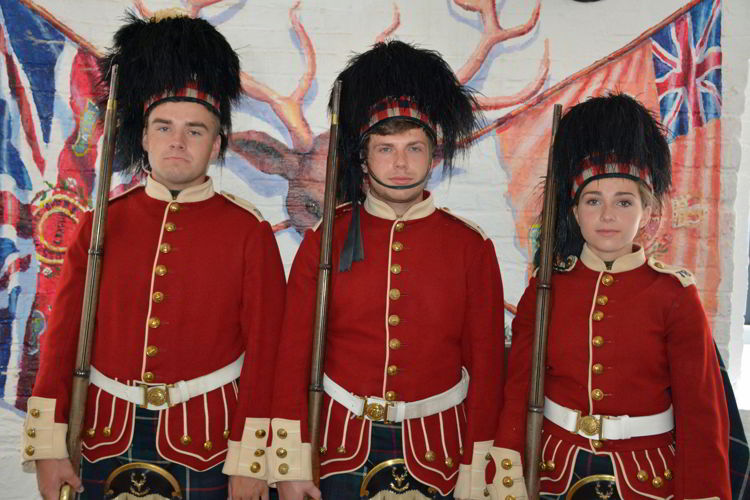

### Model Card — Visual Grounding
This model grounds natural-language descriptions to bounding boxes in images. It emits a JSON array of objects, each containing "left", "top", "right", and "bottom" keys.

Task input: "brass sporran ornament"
[
  {"left": 359, "top": 458, "right": 440, "bottom": 499},
  {"left": 103, "top": 463, "right": 182, "bottom": 499},
  {"left": 565, "top": 474, "right": 620, "bottom": 500}
]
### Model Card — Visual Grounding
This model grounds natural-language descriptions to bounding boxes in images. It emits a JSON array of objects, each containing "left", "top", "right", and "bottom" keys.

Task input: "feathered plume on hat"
[
  {"left": 98, "top": 11, "right": 241, "bottom": 172},
  {"left": 328, "top": 40, "right": 481, "bottom": 270},
  {"left": 548, "top": 92, "right": 672, "bottom": 261}
]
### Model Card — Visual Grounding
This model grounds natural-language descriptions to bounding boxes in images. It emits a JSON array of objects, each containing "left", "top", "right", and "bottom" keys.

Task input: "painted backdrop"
[{"left": 0, "top": 0, "right": 734, "bottom": 496}]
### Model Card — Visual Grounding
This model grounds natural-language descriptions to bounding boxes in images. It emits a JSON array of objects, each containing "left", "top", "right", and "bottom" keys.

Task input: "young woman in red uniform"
[{"left": 487, "top": 93, "right": 730, "bottom": 500}]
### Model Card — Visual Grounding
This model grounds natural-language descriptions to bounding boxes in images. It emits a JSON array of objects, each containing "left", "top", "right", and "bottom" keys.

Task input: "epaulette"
[
  {"left": 532, "top": 255, "right": 577, "bottom": 277},
  {"left": 220, "top": 191, "right": 264, "bottom": 222},
  {"left": 647, "top": 256, "right": 695, "bottom": 287},
  {"left": 438, "top": 207, "right": 487, "bottom": 240},
  {"left": 107, "top": 181, "right": 145, "bottom": 204},
  {"left": 312, "top": 202, "right": 353, "bottom": 231},
  {"left": 555, "top": 255, "right": 578, "bottom": 272}
]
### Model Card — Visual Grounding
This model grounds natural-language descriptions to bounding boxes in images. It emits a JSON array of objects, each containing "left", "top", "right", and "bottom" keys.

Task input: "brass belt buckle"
[
  {"left": 138, "top": 383, "right": 174, "bottom": 408},
  {"left": 359, "top": 397, "right": 392, "bottom": 422},
  {"left": 363, "top": 398, "right": 386, "bottom": 421},
  {"left": 575, "top": 411, "right": 604, "bottom": 441}
]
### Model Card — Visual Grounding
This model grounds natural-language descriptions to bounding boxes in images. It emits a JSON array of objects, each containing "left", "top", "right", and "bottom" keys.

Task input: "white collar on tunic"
[
  {"left": 363, "top": 191, "right": 436, "bottom": 221},
  {"left": 144, "top": 176, "right": 214, "bottom": 203},
  {"left": 579, "top": 243, "right": 646, "bottom": 273}
]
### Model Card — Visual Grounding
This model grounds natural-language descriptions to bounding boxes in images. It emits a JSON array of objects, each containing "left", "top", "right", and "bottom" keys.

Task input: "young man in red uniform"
[
  {"left": 21, "top": 12, "right": 285, "bottom": 500},
  {"left": 269, "top": 41, "right": 505, "bottom": 500}
]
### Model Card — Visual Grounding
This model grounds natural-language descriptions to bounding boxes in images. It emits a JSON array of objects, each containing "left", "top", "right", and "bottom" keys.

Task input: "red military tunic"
[
  {"left": 488, "top": 244, "right": 730, "bottom": 499},
  {"left": 269, "top": 192, "right": 505, "bottom": 498},
  {"left": 22, "top": 177, "right": 286, "bottom": 477}
]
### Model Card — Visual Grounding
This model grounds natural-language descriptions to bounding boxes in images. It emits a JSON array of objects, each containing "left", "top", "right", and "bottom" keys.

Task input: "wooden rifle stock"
[
  {"left": 308, "top": 79, "right": 343, "bottom": 490},
  {"left": 59, "top": 64, "right": 119, "bottom": 500},
  {"left": 523, "top": 104, "right": 562, "bottom": 500}
]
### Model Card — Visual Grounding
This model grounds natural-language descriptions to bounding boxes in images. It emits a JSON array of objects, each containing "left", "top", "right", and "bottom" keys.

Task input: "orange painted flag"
[{"left": 494, "top": 0, "right": 723, "bottom": 323}]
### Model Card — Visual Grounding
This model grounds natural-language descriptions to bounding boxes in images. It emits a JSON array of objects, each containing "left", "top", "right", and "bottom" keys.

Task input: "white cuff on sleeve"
[
  {"left": 268, "top": 418, "right": 312, "bottom": 484},
  {"left": 21, "top": 397, "right": 68, "bottom": 471},
  {"left": 222, "top": 417, "right": 270, "bottom": 479},
  {"left": 454, "top": 440, "right": 493, "bottom": 499},
  {"left": 487, "top": 447, "right": 527, "bottom": 500}
]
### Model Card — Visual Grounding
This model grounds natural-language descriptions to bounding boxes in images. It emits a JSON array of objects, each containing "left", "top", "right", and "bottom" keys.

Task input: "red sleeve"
[
  {"left": 31, "top": 212, "right": 93, "bottom": 424},
  {"left": 270, "top": 229, "right": 320, "bottom": 442},
  {"left": 666, "top": 284, "right": 731, "bottom": 499},
  {"left": 461, "top": 238, "right": 505, "bottom": 465},
  {"left": 493, "top": 277, "right": 536, "bottom": 456},
  {"left": 229, "top": 221, "right": 287, "bottom": 438}
]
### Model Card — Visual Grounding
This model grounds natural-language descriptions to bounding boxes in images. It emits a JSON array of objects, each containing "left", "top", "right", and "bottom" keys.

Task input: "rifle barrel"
[
  {"left": 61, "top": 64, "right": 119, "bottom": 500},
  {"left": 308, "top": 79, "right": 343, "bottom": 488},
  {"left": 524, "top": 104, "right": 562, "bottom": 500}
]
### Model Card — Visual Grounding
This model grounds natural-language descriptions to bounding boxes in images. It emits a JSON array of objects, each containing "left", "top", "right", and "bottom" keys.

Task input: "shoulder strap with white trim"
[
  {"left": 312, "top": 202, "right": 353, "bottom": 231},
  {"left": 647, "top": 256, "right": 695, "bottom": 287},
  {"left": 220, "top": 191, "right": 264, "bottom": 222},
  {"left": 439, "top": 207, "right": 488, "bottom": 240}
]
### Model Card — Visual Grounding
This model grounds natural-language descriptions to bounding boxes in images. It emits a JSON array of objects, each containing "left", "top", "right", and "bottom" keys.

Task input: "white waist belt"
[
  {"left": 90, "top": 354, "right": 244, "bottom": 411},
  {"left": 323, "top": 367, "right": 469, "bottom": 423},
  {"left": 544, "top": 397, "right": 674, "bottom": 441}
]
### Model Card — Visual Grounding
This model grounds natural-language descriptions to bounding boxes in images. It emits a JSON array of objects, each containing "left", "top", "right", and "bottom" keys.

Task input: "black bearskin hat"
[
  {"left": 98, "top": 11, "right": 241, "bottom": 172},
  {"left": 330, "top": 40, "right": 481, "bottom": 203},
  {"left": 328, "top": 40, "right": 481, "bottom": 271},
  {"left": 547, "top": 92, "right": 671, "bottom": 262}
]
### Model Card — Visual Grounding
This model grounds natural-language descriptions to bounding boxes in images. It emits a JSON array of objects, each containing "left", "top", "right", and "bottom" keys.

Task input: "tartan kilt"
[
  {"left": 79, "top": 407, "right": 228, "bottom": 500},
  {"left": 539, "top": 450, "right": 619, "bottom": 500},
  {"left": 319, "top": 421, "right": 454, "bottom": 500}
]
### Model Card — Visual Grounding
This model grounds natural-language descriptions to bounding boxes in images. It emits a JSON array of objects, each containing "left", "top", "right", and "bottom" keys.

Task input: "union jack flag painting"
[
  {"left": 0, "top": 0, "right": 115, "bottom": 411},
  {"left": 651, "top": 0, "right": 722, "bottom": 140}
]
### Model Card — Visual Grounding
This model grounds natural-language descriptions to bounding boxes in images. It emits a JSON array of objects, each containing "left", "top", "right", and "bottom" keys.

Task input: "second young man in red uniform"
[{"left": 269, "top": 41, "right": 506, "bottom": 500}]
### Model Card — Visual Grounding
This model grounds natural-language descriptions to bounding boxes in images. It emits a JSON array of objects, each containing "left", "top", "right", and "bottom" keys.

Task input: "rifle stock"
[
  {"left": 523, "top": 104, "right": 562, "bottom": 500},
  {"left": 307, "top": 79, "right": 343, "bottom": 491},
  {"left": 60, "top": 64, "right": 119, "bottom": 500}
]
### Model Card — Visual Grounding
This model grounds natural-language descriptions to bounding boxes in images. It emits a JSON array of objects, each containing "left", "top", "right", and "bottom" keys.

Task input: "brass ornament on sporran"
[
  {"left": 103, "top": 463, "right": 182, "bottom": 499},
  {"left": 565, "top": 474, "right": 620, "bottom": 500},
  {"left": 359, "top": 459, "right": 443, "bottom": 500}
]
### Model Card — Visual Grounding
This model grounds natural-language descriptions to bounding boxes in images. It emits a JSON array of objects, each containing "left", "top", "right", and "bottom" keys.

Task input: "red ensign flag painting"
[{"left": 497, "top": 0, "right": 722, "bottom": 319}]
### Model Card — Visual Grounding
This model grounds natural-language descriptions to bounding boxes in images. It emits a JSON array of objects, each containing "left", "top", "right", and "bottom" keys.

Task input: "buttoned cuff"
[
  {"left": 222, "top": 418, "right": 270, "bottom": 479},
  {"left": 21, "top": 397, "right": 68, "bottom": 472},
  {"left": 454, "top": 440, "right": 493, "bottom": 499},
  {"left": 487, "top": 447, "right": 526, "bottom": 500},
  {"left": 268, "top": 418, "right": 312, "bottom": 484}
]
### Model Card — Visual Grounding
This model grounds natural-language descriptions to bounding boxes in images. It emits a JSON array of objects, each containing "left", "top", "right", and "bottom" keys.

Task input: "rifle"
[
  {"left": 523, "top": 104, "right": 562, "bottom": 500},
  {"left": 59, "top": 64, "right": 120, "bottom": 500},
  {"left": 307, "top": 79, "right": 343, "bottom": 487}
]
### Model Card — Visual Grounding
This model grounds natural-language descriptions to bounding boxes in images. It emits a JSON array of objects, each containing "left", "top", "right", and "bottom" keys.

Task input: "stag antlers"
[
  {"left": 231, "top": 0, "right": 549, "bottom": 234},
  {"left": 454, "top": 0, "right": 549, "bottom": 110},
  {"left": 240, "top": 2, "right": 316, "bottom": 153}
]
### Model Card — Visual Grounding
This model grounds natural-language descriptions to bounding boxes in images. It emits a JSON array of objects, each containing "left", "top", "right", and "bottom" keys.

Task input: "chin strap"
[
  {"left": 366, "top": 162, "right": 432, "bottom": 190},
  {"left": 366, "top": 168, "right": 431, "bottom": 190},
  {"left": 339, "top": 163, "right": 432, "bottom": 272}
]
